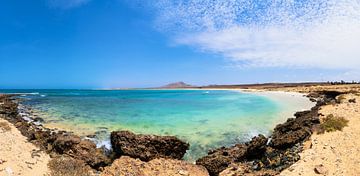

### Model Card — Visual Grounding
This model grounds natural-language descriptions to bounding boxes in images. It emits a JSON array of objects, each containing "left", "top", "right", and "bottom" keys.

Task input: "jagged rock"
[
  {"left": 270, "top": 108, "right": 320, "bottom": 149},
  {"left": 270, "top": 126, "right": 311, "bottom": 149},
  {"left": 53, "top": 134, "right": 111, "bottom": 169},
  {"left": 196, "top": 154, "right": 233, "bottom": 176},
  {"left": 245, "top": 135, "right": 268, "bottom": 158},
  {"left": 111, "top": 131, "right": 189, "bottom": 161},
  {"left": 101, "top": 156, "right": 209, "bottom": 176},
  {"left": 259, "top": 145, "right": 301, "bottom": 171},
  {"left": 196, "top": 135, "right": 267, "bottom": 176},
  {"left": 53, "top": 134, "right": 82, "bottom": 153}
]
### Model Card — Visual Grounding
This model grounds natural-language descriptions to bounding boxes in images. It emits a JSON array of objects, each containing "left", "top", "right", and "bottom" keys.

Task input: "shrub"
[
  {"left": 0, "top": 122, "right": 11, "bottom": 132},
  {"left": 320, "top": 114, "right": 348, "bottom": 133},
  {"left": 48, "top": 156, "right": 94, "bottom": 176}
]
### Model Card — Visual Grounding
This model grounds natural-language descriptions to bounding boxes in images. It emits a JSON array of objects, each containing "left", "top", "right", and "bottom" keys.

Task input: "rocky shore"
[
  {"left": 194, "top": 91, "right": 344, "bottom": 176},
  {"left": 0, "top": 85, "right": 358, "bottom": 176},
  {"left": 0, "top": 94, "right": 205, "bottom": 175}
]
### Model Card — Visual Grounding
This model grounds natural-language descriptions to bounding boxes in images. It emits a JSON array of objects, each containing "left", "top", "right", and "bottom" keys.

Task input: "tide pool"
[{"left": 0, "top": 89, "right": 313, "bottom": 160}]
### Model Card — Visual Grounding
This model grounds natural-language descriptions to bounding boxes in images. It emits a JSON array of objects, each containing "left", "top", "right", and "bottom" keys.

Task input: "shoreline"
[
  {"left": 279, "top": 92, "right": 360, "bottom": 175},
  {"left": 13, "top": 89, "right": 316, "bottom": 159},
  {"left": 0, "top": 85, "right": 359, "bottom": 175}
]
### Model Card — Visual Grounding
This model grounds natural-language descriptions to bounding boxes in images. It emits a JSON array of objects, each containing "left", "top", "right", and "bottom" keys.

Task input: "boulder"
[
  {"left": 245, "top": 135, "right": 268, "bottom": 158},
  {"left": 110, "top": 131, "right": 189, "bottom": 161},
  {"left": 196, "top": 154, "right": 233, "bottom": 176},
  {"left": 53, "top": 134, "right": 81, "bottom": 153},
  {"left": 53, "top": 134, "right": 111, "bottom": 169}
]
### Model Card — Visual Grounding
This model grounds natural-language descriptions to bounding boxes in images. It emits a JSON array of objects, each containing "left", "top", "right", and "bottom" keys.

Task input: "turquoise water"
[{"left": 1, "top": 89, "right": 291, "bottom": 160}]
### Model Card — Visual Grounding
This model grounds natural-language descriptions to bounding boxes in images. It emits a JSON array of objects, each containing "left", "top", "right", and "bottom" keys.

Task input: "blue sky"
[{"left": 1, "top": 0, "right": 359, "bottom": 89}]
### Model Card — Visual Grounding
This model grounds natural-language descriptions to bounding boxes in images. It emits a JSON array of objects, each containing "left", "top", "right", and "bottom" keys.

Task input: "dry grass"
[
  {"left": 48, "top": 156, "right": 95, "bottom": 176},
  {"left": 320, "top": 114, "right": 349, "bottom": 133},
  {"left": 0, "top": 122, "right": 11, "bottom": 132}
]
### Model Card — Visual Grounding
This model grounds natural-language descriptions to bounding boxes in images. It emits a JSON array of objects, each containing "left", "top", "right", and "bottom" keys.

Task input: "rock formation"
[
  {"left": 0, "top": 95, "right": 111, "bottom": 170},
  {"left": 111, "top": 130, "right": 189, "bottom": 161},
  {"left": 196, "top": 135, "right": 267, "bottom": 175}
]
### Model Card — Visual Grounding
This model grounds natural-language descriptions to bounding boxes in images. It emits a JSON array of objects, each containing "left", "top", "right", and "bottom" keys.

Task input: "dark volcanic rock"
[
  {"left": 110, "top": 130, "right": 189, "bottom": 161},
  {"left": 196, "top": 135, "right": 267, "bottom": 176},
  {"left": 270, "top": 108, "right": 319, "bottom": 149},
  {"left": 270, "top": 118, "right": 312, "bottom": 149},
  {"left": 196, "top": 154, "right": 233, "bottom": 176},
  {"left": 53, "top": 134, "right": 82, "bottom": 153},
  {"left": 0, "top": 95, "right": 18, "bottom": 117},
  {"left": 245, "top": 135, "right": 268, "bottom": 158},
  {"left": 258, "top": 145, "right": 301, "bottom": 171}
]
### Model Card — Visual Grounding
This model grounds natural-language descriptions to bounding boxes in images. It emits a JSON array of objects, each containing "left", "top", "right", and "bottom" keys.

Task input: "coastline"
[
  {"left": 237, "top": 90, "right": 316, "bottom": 128},
  {"left": 23, "top": 89, "right": 316, "bottom": 135},
  {"left": 14, "top": 89, "right": 316, "bottom": 159},
  {"left": 0, "top": 84, "right": 359, "bottom": 175},
  {"left": 279, "top": 93, "right": 360, "bottom": 175}
]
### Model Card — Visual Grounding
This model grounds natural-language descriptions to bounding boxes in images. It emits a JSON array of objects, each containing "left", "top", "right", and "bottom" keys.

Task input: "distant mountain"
[{"left": 161, "top": 82, "right": 194, "bottom": 88}]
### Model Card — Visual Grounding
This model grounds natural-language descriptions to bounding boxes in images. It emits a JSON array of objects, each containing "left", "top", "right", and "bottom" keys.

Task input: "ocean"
[{"left": 0, "top": 89, "right": 313, "bottom": 160}]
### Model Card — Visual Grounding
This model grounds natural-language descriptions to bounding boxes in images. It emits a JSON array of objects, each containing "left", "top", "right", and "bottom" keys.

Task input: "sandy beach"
[
  {"left": 280, "top": 93, "right": 360, "bottom": 176},
  {"left": 0, "top": 118, "right": 50, "bottom": 176}
]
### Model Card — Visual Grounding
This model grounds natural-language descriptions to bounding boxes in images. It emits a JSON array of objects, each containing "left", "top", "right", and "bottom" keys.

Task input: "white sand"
[
  {"left": 237, "top": 90, "right": 316, "bottom": 128},
  {"left": 0, "top": 118, "right": 50, "bottom": 176},
  {"left": 280, "top": 93, "right": 360, "bottom": 176}
]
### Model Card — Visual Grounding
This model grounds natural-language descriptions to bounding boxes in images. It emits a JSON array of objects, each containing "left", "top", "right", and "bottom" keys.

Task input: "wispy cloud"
[
  {"left": 149, "top": 0, "right": 360, "bottom": 69},
  {"left": 47, "top": 0, "right": 91, "bottom": 9}
]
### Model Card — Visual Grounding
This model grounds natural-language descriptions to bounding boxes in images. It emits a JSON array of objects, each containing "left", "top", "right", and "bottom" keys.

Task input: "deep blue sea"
[{"left": 0, "top": 89, "right": 311, "bottom": 160}]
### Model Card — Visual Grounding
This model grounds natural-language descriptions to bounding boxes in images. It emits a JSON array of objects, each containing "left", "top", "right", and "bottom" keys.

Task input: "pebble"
[
  {"left": 288, "top": 167, "right": 295, "bottom": 172},
  {"left": 314, "top": 164, "right": 328, "bottom": 175}
]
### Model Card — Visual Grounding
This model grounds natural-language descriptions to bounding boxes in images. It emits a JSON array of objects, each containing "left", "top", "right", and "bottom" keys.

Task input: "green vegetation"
[
  {"left": 320, "top": 114, "right": 349, "bottom": 133},
  {"left": 48, "top": 156, "right": 94, "bottom": 176},
  {"left": 0, "top": 122, "right": 11, "bottom": 132}
]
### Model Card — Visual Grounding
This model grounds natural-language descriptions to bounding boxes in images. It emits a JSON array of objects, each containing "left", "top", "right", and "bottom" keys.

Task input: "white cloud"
[
  {"left": 151, "top": 0, "right": 360, "bottom": 69},
  {"left": 47, "top": 0, "right": 90, "bottom": 9}
]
